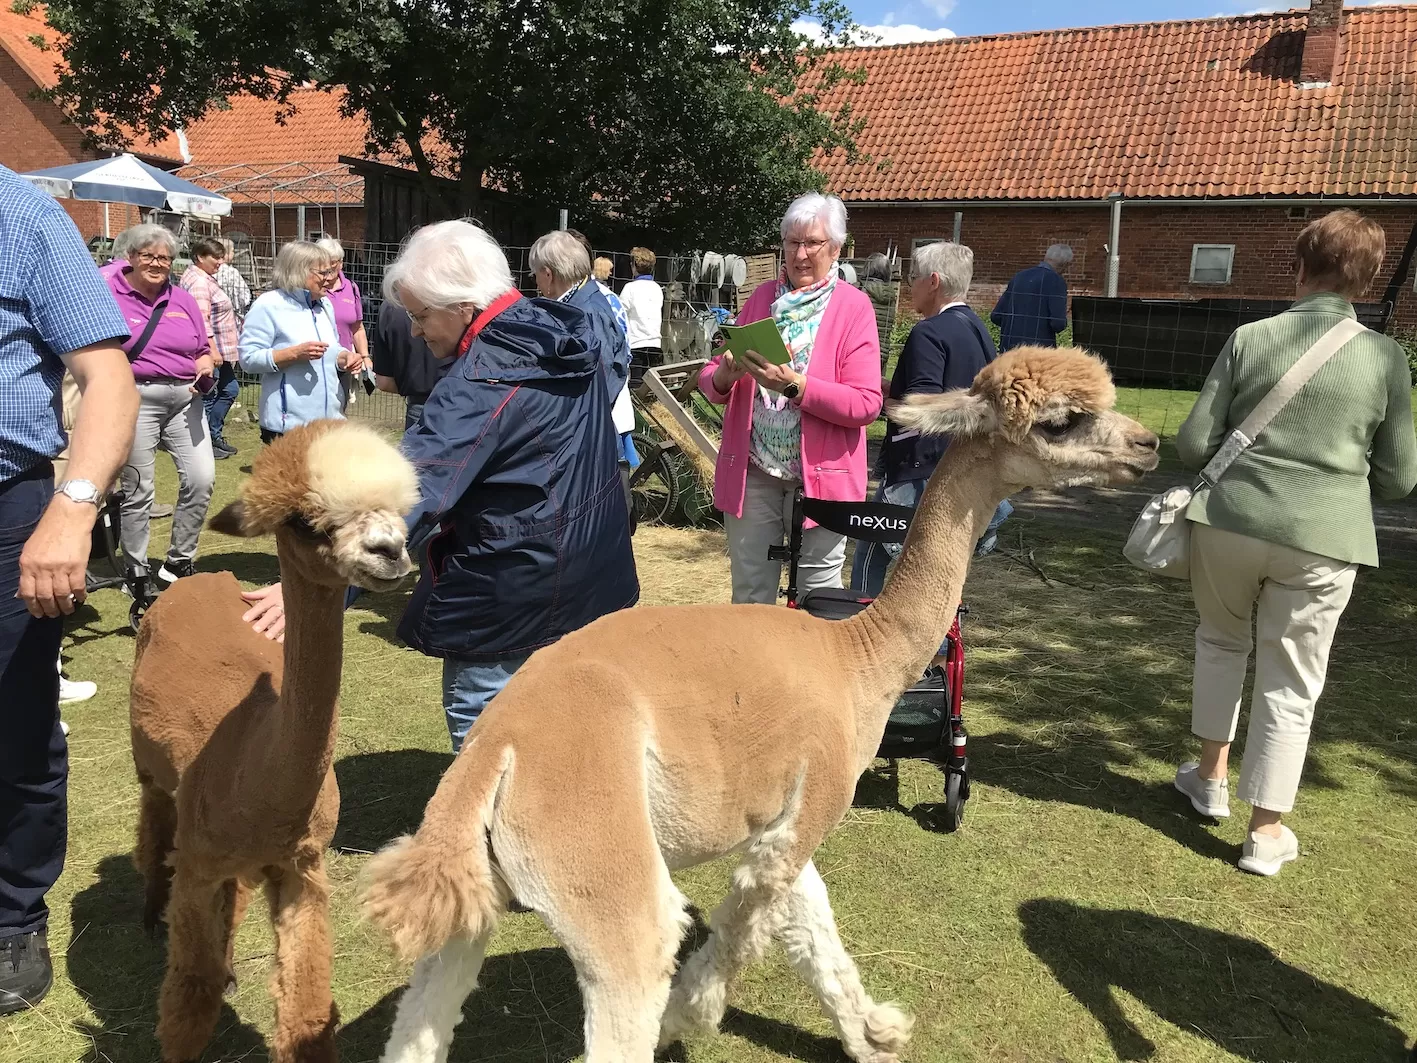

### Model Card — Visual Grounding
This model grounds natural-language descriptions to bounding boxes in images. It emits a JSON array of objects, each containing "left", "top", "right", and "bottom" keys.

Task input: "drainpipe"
[
  {"left": 558, "top": 209, "right": 568, "bottom": 231},
  {"left": 952, "top": 211, "right": 963, "bottom": 243},
  {"left": 1105, "top": 193, "right": 1124, "bottom": 298}
]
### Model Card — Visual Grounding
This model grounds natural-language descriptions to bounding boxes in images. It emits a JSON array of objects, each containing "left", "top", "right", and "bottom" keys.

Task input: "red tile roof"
[
  {"left": 0, "top": 5, "right": 184, "bottom": 164},
  {"left": 814, "top": 7, "right": 1417, "bottom": 202}
]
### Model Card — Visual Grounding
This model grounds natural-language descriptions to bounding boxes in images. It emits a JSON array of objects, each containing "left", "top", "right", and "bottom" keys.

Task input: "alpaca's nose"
[
  {"left": 366, "top": 538, "right": 405, "bottom": 562},
  {"left": 1134, "top": 430, "right": 1160, "bottom": 452}
]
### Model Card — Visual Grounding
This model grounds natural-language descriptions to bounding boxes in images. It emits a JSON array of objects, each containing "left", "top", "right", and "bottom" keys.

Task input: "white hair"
[
  {"left": 780, "top": 193, "right": 848, "bottom": 248},
  {"left": 272, "top": 241, "right": 329, "bottom": 295},
  {"left": 382, "top": 220, "right": 515, "bottom": 312},
  {"left": 912, "top": 241, "right": 974, "bottom": 302},
  {"left": 1044, "top": 243, "right": 1075, "bottom": 269},
  {"left": 118, "top": 223, "right": 178, "bottom": 260},
  {"left": 315, "top": 236, "right": 345, "bottom": 262},
  {"left": 529, "top": 230, "right": 591, "bottom": 285}
]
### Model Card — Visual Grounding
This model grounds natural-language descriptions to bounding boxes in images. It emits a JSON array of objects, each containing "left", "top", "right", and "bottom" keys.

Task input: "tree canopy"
[{"left": 29, "top": 0, "right": 866, "bottom": 247}]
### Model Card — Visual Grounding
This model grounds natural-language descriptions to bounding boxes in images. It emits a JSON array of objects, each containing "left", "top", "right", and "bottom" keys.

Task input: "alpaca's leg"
[
  {"left": 134, "top": 776, "right": 177, "bottom": 934},
  {"left": 774, "top": 860, "right": 914, "bottom": 1063},
  {"left": 220, "top": 877, "right": 252, "bottom": 998},
  {"left": 266, "top": 858, "right": 339, "bottom": 1063},
  {"left": 156, "top": 870, "right": 229, "bottom": 1063},
  {"left": 378, "top": 930, "right": 492, "bottom": 1063},
  {"left": 660, "top": 802, "right": 811, "bottom": 1045}
]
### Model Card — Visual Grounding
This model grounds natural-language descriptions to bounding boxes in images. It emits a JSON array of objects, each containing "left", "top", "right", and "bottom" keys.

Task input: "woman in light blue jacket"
[{"left": 238, "top": 241, "right": 363, "bottom": 440}]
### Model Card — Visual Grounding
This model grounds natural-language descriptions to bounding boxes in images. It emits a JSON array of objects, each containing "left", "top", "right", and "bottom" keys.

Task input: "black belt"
[
  {"left": 406, "top": 393, "right": 431, "bottom": 405},
  {"left": 1, "top": 460, "right": 55, "bottom": 492}
]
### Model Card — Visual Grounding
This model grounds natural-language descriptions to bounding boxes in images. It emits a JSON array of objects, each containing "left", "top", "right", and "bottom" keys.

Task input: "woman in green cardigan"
[{"left": 1172, "top": 210, "right": 1417, "bottom": 877}]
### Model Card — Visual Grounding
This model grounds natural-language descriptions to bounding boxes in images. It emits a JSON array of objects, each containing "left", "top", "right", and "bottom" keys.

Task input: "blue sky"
[{"left": 795, "top": 0, "right": 1391, "bottom": 45}]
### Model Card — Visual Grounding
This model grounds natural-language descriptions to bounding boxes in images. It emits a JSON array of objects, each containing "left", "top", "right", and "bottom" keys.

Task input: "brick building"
[
  {"left": 0, "top": 5, "right": 183, "bottom": 235},
  {"left": 814, "top": 2, "right": 1417, "bottom": 326}
]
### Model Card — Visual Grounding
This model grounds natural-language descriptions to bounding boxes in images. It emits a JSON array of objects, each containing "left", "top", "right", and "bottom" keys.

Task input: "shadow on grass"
[
  {"left": 66, "top": 855, "right": 265, "bottom": 1063},
  {"left": 197, "top": 549, "right": 280, "bottom": 587},
  {"left": 853, "top": 760, "right": 959, "bottom": 834},
  {"left": 332, "top": 749, "right": 453, "bottom": 854},
  {"left": 1020, "top": 899, "right": 1409, "bottom": 1062}
]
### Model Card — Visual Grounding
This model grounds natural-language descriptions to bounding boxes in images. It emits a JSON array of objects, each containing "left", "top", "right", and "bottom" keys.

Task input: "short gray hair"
[
  {"left": 382, "top": 220, "right": 515, "bottom": 312},
  {"left": 912, "top": 241, "right": 974, "bottom": 302},
  {"left": 780, "top": 193, "right": 848, "bottom": 248},
  {"left": 316, "top": 236, "right": 345, "bottom": 262},
  {"left": 529, "top": 230, "right": 590, "bottom": 285},
  {"left": 1044, "top": 243, "right": 1074, "bottom": 269},
  {"left": 273, "top": 241, "right": 329, "bottom": 295},
  {"left": 118, "top": 223, "right": 177, "bottom": 260},
  {"left": 218, "top": 237, "right": 236, "bottom": 259}
]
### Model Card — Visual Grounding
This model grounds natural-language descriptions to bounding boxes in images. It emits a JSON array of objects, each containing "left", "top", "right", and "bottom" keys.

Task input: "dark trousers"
[
  {"left": 202, "top": 361, "right": 240, "bottom": 444},
  {"left": 260, "top": 428, "right": 283, "bottom": 445},
  {"left": 404, "top": 399, "right": 426, "bottom": 433},
  {"left": 0, "top": 470, "right": 66, "bottom": 939}
]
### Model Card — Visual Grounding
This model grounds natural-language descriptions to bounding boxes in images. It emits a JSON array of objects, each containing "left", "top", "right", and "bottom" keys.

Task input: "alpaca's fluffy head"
[
  {"left": 887, "top": 346, "right": 1159, "bottom": 490},
  {"left": 210, "top": 421, "right": 417, "bottom": 590}
]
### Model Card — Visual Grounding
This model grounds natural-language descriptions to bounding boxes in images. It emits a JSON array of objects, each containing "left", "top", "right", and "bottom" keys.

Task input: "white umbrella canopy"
[{"left": 22, "top": 152, "right": 231, "bottom": 216}]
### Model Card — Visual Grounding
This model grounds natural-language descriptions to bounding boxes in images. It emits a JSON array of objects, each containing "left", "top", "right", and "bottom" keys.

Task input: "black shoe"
[
  {"left": 0, "top": 931, "right": 53, "bottom": 1015},
  {"left": 213, "top": 439, "right": 237, "bottom": 458},
  {"left": 157, "top": 559, "right": 196, "bottom": 586}
]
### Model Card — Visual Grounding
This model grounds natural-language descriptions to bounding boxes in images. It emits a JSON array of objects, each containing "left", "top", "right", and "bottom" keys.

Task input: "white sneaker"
[
  {"left": 1238, "top": 825, "right": 1299, "bottom": 877},
  {"left": 1174, "top": 761, "right": 1230, "bottom": 818},
  {"left": 59, "top": 676, "right": 97, "bottom": 704},
  {"left": 60, "top": 720, "right": 71, "bottom": 737}
]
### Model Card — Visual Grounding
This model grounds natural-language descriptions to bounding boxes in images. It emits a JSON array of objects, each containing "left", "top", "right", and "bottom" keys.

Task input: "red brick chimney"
[{"left": 1300, "top": 0, "right": 1345, "bottom": 86}]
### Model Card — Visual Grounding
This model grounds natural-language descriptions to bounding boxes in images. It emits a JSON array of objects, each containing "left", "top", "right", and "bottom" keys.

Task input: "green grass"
[{"left": 12, "top": 418, "right": 1417, "bottom": 1061}]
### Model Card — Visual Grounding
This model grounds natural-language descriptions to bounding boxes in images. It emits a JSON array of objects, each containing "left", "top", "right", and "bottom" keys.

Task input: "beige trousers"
[
  {"left": 724, "top": 464, "right": 846, "bottom": 605},
  {"left": 51, "top": 372, "right": 83, "bottom": 483},
  {"left": 1189, "top": 523, "right": 1357, "bottom": 812}
]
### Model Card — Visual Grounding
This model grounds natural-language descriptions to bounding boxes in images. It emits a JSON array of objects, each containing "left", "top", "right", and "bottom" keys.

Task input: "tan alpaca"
[
  {"left": 130, "top": 421, "right": 418, "bottom": 1063},
  {"left": 361, "top": 347, "right": 1161, "bottom": 1063}
]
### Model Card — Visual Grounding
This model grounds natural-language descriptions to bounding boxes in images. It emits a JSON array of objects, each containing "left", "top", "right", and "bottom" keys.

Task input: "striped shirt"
[
  {"left": 179, "top": 265, "right": 239, "bottom": 362},
  {"left": 0, "top": 164, "right": 130, "bottom": 479}
]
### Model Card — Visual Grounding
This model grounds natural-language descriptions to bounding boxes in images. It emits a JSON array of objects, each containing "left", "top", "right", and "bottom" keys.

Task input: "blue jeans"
[
  {"left": 203, "top": 361, "right": 240, "bottom": 444},
  {"left": 0, "top": 470, "right": 66, "bottom": 938},
  {"left": 850, "top": 481, "right": 1014, "bottom": 597},
  {"left": 442, "top": 654, "right": 530, "bottom": 752}
]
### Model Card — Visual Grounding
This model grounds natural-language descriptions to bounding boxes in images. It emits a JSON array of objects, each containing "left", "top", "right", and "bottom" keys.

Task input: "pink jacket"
[{"left": 699, "top": 280, "right": 883, "bottom": 520}]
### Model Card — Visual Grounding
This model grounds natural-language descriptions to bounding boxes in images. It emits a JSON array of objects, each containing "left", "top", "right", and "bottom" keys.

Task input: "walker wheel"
[
  {"left": 129, "top": 598, "right": 146, "bottom": 634},
  {"left": 942, "top": 770, "right": 967, "bottom": 832}
]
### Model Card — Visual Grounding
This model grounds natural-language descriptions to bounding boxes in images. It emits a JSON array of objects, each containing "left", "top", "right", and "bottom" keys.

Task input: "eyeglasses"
[
  {"left": 315, "top": 268, "right": 339, "bottom": 279},
  {"left": 405, "top": 306, "right": 441, "bottom": 327},
  {"left": 785, "top": 239, "right": 829, "bottom": 255},
  {"left": 136, "top": 252, "right": 173, "bottom": 266}
]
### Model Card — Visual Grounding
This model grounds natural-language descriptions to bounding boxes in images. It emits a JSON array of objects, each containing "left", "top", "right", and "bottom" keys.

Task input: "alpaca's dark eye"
[
  {"left": 1040, "top": 411, "right": 1088, "bottom": 438},
  {"left": 284, "top": 516, "right": 323, "bottom": 540}
]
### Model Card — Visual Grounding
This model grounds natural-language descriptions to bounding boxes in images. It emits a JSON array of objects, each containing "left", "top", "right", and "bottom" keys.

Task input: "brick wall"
[
  {"left": 225, "top": 204, "right": 368, "bottom": 243},
  {"left": 848, "top": 201, "right": 1417, "bottom": 330}
]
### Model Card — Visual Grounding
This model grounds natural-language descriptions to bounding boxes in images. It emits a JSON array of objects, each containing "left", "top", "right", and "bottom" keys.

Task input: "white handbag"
[{"left": 1123, "top": 317, "right": 1365, "bottom": 579}]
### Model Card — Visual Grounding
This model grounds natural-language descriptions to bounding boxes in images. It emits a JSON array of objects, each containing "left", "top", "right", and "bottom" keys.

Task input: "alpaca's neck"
[
  {"left": 844, "top": 440, "right": 1005, "bottom": 742},
  {"left": 262, "top": 544, "right": 346, "bottom": 814}
]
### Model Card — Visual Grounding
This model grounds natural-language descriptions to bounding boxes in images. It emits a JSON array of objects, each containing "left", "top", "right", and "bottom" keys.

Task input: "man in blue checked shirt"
[{"left": 0, "top": 164, "right": 138, "bottom": 1016}]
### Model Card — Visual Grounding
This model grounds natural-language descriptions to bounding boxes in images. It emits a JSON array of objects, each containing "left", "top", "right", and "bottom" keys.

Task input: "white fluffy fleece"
[{"left": 304, "top": 422, "right": 420, "bottom": 529}]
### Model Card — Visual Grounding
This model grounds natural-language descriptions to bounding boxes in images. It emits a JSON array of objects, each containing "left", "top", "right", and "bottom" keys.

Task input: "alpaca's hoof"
[
  {"left": 657, "top": 978, "right": 726, "bottom": 1048},
  {"left": 847, "top": 1002, "right": 915, "bottom": 1063},
  {"left": 222, "top": 973, "right": 238, "bottom": 1000}
]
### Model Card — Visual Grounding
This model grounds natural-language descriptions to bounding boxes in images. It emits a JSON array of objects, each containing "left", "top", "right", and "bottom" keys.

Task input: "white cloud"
[
  {"left": 792, "top": 18, "right": 957, "bottom": 46},
  {"left": 921, "top": 0, "right": 958, "bottom": 20}
]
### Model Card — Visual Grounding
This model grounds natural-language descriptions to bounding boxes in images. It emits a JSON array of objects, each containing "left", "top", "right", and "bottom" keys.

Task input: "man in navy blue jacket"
[
  {"left": 242, "top": 221, "right": 638, "bottom": 751},
  {"left": 851, "top": 241, "right": 1005, "bottom": 596},
  {"left": 991, "top": 244, "right": 1073, "bottom": 351}
]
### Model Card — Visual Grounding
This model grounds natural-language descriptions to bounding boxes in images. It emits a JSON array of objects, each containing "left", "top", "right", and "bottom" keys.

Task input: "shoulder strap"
[
  {"left": 125, "top": 296, "right": 171, "bottom": 363},
  {"left": 1199, "top": 317, "right": 1365, "bottom": 486}
]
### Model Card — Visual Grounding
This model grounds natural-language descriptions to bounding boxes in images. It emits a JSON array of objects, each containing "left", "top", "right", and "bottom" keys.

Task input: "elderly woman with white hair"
[
  {"left": 101, "top": 223, "right": 217, "bottom": 601},
  {"left": 314, "top": 236, "right": 368, "bottom": 379},
  {"left": 851, "top": 241, "right": 1001, "bottom": 596},
  {"left": 991, "top": 242, "right": 1073, "bottom": 351},
  {"left": 242, "top": 220, "right": 638, "bottom": 752},
  {"left": 238, "top": 240, "right": 352, "bottom": 441},
  {"left": 697, "top": 192, "right": 882, "bottom": 604}
]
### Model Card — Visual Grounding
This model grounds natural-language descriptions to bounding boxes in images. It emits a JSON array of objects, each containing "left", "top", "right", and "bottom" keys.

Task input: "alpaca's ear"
[
  {"left": 208, "top": 500, "right": 251, "bottom": 537},
  {"left": 886, "top": 390, "right": 998, "bottom": 438}
]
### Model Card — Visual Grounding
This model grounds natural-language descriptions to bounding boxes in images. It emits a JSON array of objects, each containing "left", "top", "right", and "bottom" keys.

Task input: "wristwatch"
[
  {"left": 56, "top": 479, "right": 102, "bottom": 507},
  {"left": 782, "top": 376, "right": 802, "bottom": 401}
]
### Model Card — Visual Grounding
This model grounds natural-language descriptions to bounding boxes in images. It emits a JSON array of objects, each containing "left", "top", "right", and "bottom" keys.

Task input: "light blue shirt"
[
  {"left": 0, "top": 164, "right": 130, "bottom": 478},
  {"left": 238, "top": 287, "right": 349, "bottom": 434}
]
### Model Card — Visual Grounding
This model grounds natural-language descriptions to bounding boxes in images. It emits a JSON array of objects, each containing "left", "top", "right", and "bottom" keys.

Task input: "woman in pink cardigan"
[{"left": 698, "top": 193, "right": 882, "bottom": 603}]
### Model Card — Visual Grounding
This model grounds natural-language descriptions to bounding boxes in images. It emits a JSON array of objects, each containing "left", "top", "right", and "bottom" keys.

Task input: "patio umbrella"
[{"left": 22, "top": 152, "right": 231, "bottom": 216}]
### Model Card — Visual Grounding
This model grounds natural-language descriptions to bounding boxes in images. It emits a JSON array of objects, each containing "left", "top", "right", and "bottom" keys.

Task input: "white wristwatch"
[{"left": 56, "top": 479, "right": 102, "bottom": 507}]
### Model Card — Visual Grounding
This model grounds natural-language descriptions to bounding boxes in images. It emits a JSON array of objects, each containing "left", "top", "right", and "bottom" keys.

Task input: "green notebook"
[{"left": 718, "top": 318, "right": 792, "bottom": 366}]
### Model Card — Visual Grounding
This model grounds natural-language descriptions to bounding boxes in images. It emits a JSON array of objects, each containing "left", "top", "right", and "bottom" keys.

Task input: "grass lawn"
[{"left": 10, "top": 416, "right": 1416, "bottom": 1062}]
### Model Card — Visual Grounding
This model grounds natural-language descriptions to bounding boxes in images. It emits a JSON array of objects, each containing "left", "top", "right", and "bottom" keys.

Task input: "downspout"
[{"left": 1105, "top": 193, "right": 1124, "bottom": 298}]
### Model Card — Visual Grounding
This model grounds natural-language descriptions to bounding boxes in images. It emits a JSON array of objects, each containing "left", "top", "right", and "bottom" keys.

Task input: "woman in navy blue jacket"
[{"left": 243, "top": 221, "right": 638, "bottom": 750}]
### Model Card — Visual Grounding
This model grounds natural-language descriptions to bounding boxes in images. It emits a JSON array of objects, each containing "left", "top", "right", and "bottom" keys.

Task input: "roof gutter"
[{"left": 851, "top": 195, "right": 1417, "bottom": 208}]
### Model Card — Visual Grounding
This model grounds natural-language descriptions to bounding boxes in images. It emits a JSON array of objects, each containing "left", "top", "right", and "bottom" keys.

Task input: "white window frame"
[{"left": 1190, "top": 243, "right": 1235, "bottom": 285}]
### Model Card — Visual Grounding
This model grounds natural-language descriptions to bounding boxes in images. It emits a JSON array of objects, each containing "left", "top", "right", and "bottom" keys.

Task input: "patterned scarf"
[{"left": 761, "top": 266, "right": 838, "bottom": 412}]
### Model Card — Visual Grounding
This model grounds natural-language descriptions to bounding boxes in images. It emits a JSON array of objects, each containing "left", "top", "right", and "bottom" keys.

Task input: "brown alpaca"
[
  {"left": 130, "top": 421, "right": 418, "bottom": 1063},
  {"left": 359, "top": 347, "right": 1161, "bottom": 1063}
]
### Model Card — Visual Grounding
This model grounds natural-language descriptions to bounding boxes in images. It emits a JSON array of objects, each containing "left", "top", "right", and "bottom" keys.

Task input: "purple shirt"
[
  {"left": 328, "top": 271, "right": 363, "bottom": 351},
  {"left": 104, "top": 266, "right": 209, "bottom": 381}
]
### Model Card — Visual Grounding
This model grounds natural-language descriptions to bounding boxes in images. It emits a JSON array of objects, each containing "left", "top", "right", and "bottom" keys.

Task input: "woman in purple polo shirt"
[
  {"left": 104, "top": 224, "right": 216, "bottom": 606},
  {"left": 316, "top": 238, "right": 368, "bottom": 401}
]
